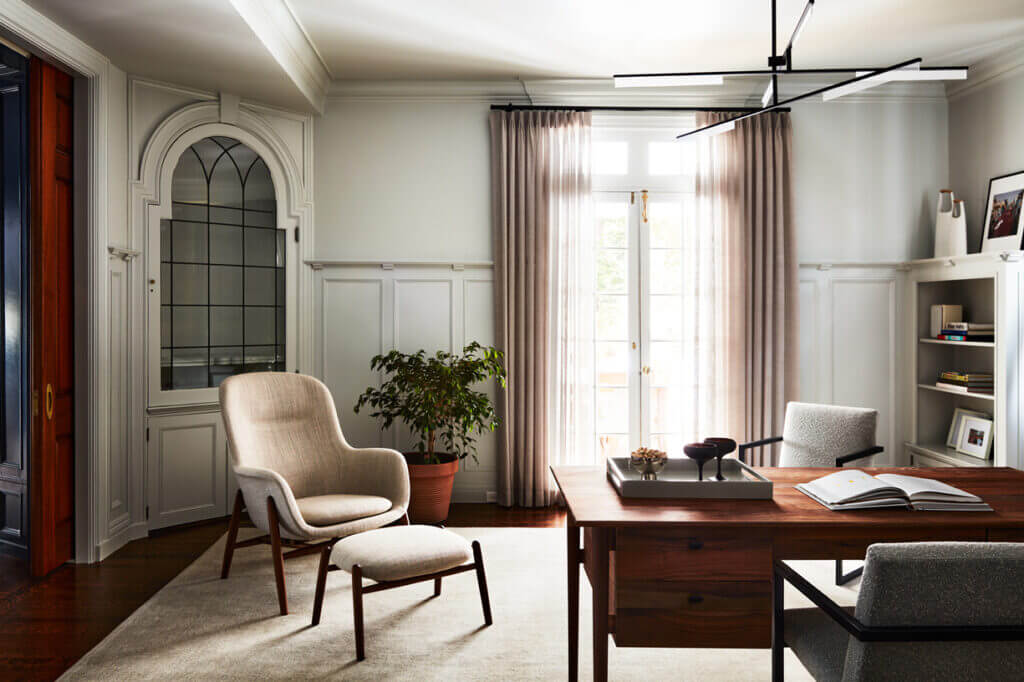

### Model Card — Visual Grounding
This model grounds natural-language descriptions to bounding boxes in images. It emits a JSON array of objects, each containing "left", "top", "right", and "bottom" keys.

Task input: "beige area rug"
[{"left": 61, "top": 528, "right": 858, "bottom": 680}]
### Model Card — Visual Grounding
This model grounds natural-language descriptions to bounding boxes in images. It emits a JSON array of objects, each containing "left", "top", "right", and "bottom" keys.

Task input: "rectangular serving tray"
[{"left": 607, "top": 457, "right": 773, "bottom": 499}]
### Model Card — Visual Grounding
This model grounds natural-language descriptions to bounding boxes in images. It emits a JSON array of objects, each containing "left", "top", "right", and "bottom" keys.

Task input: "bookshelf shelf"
[
  {"left": 904, "top": 442, "right": 992, "bottom": 468},
  {"left": 918, "top": 338, "right": 994, "bottom": 348},
  {"left": 917, "top": 383, "right": 994, "bottom": 401}
]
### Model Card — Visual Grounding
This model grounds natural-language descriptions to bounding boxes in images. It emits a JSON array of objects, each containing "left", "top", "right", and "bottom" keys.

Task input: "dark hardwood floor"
[{"left": 0, "top": 503, "right": 564, "bottom": 681}]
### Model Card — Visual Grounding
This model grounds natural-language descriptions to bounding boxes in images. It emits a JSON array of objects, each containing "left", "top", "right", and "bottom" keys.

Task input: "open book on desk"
[{"left": 797, "top": 470, "right": 992, "bottom": 511}]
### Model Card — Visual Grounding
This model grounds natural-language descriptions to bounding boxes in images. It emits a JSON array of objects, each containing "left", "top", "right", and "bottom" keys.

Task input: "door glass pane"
[
  {"left": 160, "top": 137, "right": 286, "bottom": 390},
  {"left": 596, "top": 295, "right": 627, "bottom": 340}
]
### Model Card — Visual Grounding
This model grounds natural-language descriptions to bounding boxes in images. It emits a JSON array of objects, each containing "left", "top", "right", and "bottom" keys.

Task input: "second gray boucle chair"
[
  {"left": 739, "top": 401, "right": 883, "bottom": 585},
  {"left": 219, "top": 372, "right": 411, "bottom": 615}
]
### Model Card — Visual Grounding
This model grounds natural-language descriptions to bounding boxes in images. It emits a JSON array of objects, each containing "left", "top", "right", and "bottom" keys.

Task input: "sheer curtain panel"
[{"left": 489, "top": 110, "right": 592, "bottom": 507}]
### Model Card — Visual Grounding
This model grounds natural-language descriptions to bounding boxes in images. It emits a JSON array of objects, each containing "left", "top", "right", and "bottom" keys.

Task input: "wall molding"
[{"left": 946, "top": 40, "right": 1024, "bottom": 101}]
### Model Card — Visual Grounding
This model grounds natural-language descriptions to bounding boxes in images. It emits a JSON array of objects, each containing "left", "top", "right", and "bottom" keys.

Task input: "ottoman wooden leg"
[
  {"left": 311, "top": 545, "right": 331, "bottom": 626},
  {"left": 434, "top": 577, "right": 442, "bottom": 597},
  {"left": 353, "top": 564, "right": 365, "bottom": 661},
  {"left": 472, "top": 540, "right": 492, "bottom": 626}
]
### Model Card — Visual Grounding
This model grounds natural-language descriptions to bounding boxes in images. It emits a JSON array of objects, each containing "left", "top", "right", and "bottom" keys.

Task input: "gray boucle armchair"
[
  {"left": 219, "top": 372, "right": 410, "bottom": 615},
  {"left": 775, "top": 542, "right": 1024, "bottom": 681}
]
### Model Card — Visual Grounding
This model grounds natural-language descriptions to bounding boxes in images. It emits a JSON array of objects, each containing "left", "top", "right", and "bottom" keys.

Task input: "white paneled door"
[{"left": 594, "top": 190, "right": 696, "bottom": 461}]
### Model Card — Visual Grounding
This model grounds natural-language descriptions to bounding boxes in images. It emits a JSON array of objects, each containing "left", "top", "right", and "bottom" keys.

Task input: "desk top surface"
[{"left": 551, "top": 466, "right": 1024, "bottom": 528}]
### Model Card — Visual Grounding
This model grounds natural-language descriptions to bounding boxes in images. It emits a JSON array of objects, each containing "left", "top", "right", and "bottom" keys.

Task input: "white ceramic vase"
[{"left": 934, "top": 189, "right": 967, "bottom": 258}]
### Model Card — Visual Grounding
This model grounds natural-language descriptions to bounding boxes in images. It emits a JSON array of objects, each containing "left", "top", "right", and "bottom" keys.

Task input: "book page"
[
  {"left": 875, "top": 474, "right": 982, "bottom": 502},
  {"left": 801, "top": 470, "right": 903, "bottom": 504}
]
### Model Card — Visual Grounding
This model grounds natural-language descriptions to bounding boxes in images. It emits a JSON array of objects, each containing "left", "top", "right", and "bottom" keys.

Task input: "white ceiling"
[
  {"left": 289, "top": 0, "right": 1024, "bottom": 79},
  {"left": 21, "top": 0, "right": 1024, "bottom": 112}
]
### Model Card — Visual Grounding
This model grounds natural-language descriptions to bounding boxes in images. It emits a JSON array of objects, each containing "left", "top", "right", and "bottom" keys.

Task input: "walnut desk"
[{"left": 551, "top": 466, "right": 1024, "bottom": 682}]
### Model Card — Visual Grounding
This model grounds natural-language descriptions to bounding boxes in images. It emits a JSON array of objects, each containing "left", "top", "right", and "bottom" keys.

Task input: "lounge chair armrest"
[
  {"left": 340, "top": 447, "right": 411, "bottom": 511},
  {"left": 234, "top": 466, "right": 306, "bottom": 537},
  {"left": 836, "top": 445, "right": 884, "bottom": 467}
]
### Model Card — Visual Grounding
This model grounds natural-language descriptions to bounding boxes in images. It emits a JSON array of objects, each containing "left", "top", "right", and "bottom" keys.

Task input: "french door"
[{"left": 594, "top": 189, "right": 696, "bottom": 461}]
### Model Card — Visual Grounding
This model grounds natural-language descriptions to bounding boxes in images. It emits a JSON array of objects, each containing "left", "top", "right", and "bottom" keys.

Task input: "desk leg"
[
  {"left": 590, "top": 527, "right": 611, "bottom": 682},
  {"left": 567, "top": 517, "right": 580, "bottom": 682}
]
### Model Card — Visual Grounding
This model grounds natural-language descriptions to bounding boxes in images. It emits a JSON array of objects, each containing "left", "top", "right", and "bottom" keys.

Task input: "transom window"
[{"left": 160, "top": 136, "right": 285, "bottom": 390}]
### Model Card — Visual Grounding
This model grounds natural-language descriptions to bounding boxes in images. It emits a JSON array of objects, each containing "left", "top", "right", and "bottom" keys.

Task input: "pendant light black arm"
[{"left": 675, "top": 56, "right": 923, "bottom": 140}]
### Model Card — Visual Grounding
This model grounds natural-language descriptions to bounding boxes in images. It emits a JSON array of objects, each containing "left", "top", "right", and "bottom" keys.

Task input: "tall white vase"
[{"left": 934, "top": 189, "right": 966, "bottom": 258}]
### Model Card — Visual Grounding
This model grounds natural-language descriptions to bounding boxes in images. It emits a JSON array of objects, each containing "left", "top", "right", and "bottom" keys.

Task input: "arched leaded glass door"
[{"left": 159, "top": 136, "right": 285, "bottom": 392}]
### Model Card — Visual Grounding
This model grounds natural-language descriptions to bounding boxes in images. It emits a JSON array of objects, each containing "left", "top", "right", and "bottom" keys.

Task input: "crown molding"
[
  {"left": 227, "top": 0, "right": 330, "bottom": 114},
  {"left": 325, "top": 76, "right": 947, "bottom": 107},
  {"left": 946, "top": 41, "right": 1024, "bottom": 101}
]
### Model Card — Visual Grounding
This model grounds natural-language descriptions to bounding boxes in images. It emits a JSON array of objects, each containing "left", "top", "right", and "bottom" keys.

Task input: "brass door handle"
[
  {"left": 641, "top": 189, "right": 649, "bottom": 223},
  {"left": 45, "top": 383, "right": 54, "bottom": 420}
]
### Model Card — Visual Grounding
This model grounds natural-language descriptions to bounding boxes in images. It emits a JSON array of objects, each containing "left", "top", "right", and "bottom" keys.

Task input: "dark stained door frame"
[{"left": 29, "top": 56, "right": 75, "bottom": 577}]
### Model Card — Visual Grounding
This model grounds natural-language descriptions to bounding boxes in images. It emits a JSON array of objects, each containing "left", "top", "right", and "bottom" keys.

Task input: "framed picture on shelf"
[
  {"left": 955, "top": 415, "right": 994, "bottom": 460},
  {"left": 946, "top": 407, "right": 990, "bottom": 448},
  {"left": 980, "top": 170, "right": 1024, "bottom": 252}
]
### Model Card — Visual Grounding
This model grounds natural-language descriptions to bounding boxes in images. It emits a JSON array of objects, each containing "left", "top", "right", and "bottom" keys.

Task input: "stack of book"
[
  {"left": 937, "top": 321, "right": 994, "bottom": 342},
  {"left": 936, "top": 370, "right": 993, "bottom": 394}
]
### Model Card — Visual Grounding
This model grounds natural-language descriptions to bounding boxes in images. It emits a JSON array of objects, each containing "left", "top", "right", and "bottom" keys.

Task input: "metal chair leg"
[
  {"left": 472, "top": 540, "right": 493, "bottom": 626},
  {"left": 835, "top": 559, "right": 863, "bottom": 585}
]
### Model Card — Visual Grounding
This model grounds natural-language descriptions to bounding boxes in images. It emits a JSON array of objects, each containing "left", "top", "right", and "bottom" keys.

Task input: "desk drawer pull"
[
  {"left": 688, "top": 539, "right": 704, "bottom": 550},
  {"left": 688, "top": 594, "right": 704, "bottom": 604}
]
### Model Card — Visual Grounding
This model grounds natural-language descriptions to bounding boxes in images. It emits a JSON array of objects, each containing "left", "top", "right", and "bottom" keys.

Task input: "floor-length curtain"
[
  {"left": 490, "top": 110, "right": 592, "bottom": 507},
  {"left": 697, "top": 111, "right": 797, "bottom": 466}
]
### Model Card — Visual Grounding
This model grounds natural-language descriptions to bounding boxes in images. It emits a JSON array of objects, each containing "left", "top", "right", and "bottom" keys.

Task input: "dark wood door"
[{"left": 29, "top": 57, "right": 74, "bottom": 577}]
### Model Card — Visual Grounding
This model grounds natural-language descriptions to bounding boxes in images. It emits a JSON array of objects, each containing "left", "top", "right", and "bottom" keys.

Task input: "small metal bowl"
[{"left": 629, "top": 455, "right": 667, "bottom": 480}]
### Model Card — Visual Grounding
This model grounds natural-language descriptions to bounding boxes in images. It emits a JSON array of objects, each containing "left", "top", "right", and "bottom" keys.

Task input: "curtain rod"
[{"left": 490, "top": 104, "right": 791, "bottom": 113}]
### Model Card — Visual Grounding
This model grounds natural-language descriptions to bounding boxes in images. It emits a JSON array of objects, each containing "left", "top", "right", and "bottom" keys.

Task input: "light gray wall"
[
  {"left": 791, "top": 99, "right": 948, "bottom": 263},
  {"left": 314, "top": 99, "right": 493, "bottom": 261},
  {"left": 313, "top": 97, "right": 949, "bottom": 265},
  {"left": 949, "top": 69, "right": 1024, "bottom": 250}
]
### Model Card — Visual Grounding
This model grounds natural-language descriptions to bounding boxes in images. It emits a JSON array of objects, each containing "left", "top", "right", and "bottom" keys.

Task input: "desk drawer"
[
  {"left": 614, "top": 580, "right": 771, "bottom": 648},
  {"left": 615, "top": 527, "right": 771, "bottom": 582}
]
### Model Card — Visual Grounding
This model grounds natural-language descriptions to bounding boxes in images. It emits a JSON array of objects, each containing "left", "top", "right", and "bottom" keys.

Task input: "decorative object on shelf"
[
  {"left": 929, "top": 304, "right": 962, "bottom": 337},
  {"left": 683, "top": 442, "right": 719, "bottom": 481},
  {"left": 980, "top": 170, "right": 1024, "bottom": 253},
  {"left": 955, "top": 415, "right": 994, "bottom": 460},
  {"left": 629, "top": 447, "right": 668, "bottom": 481},
  {"left": 934, "top": 190, "right": 967, "bottom": 258},
  {"left": 354, "top": 342, "right": 506, "bottom": 523},
  {"left": 703, "top": 437, "right": 737, "bottom": 481},
  {"left": 947, "top": 407, "right": 990, "bottom": 448}
]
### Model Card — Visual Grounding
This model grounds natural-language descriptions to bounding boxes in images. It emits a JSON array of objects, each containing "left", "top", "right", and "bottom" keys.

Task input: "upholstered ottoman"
[{"left": 311, "top": 525, "right": 492, "bottom": 660}]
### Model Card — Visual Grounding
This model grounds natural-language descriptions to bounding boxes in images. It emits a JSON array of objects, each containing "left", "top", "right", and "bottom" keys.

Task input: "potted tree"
[{"left": 355, "top": 342, "right": 506, "bottom": 523}]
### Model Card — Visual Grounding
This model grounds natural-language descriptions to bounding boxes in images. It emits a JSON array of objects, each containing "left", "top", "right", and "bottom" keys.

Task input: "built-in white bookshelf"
[{"left": 903, "top": 252, "right": 1023, "bottom": 469}]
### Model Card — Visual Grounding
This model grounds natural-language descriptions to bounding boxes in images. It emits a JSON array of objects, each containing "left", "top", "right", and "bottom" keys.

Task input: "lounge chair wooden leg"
[
  {"left": 312, "top": 545, "right": 331, "bottom": 626},
  {"left": 433, "top": 577, "right": 442, "bottom": 597},
  {"left": 472, "top": 540, "right": 492, "bottom": 626},
  {"left": 267, "top": 497, "right": 288, "bottom": 615},
  {"left": 221, "top": 490, "right": 244, "bottom": 579},
  {"left": 353, "top": 564, "right": 365, "bottom": 661}
]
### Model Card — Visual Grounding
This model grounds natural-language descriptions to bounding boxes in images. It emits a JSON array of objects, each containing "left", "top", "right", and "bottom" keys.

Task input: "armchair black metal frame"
[
  {"left": 772, "top": 559, "right": 1024, "bottom": 682},
  {"left": 740, "top": 437, "right": 884, "bottom": 585}
]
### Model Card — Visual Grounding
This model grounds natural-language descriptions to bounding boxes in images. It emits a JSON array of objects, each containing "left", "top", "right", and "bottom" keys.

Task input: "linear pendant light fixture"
[{"left": 611, "top": 0, "right": 968, "bottom": 140}]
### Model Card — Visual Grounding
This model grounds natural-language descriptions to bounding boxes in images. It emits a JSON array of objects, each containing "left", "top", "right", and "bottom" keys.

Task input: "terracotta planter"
[{"left": 405, "top": 453, "right": 459, "bottom": 523}]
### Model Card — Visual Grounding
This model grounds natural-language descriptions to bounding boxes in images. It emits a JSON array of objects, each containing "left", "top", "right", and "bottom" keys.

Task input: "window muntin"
[{"left": 160, "top": 136, "right": 285, "bottom": 390}]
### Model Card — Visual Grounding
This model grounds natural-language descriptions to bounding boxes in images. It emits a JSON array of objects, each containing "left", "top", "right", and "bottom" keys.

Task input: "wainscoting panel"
[
  {"left": 313, "top": 263, "right": 496, "bottom": 501},
  {"left": 146, "top": 410, "right": 227, "bottom": 530},
  {"left": 107, "top": 259, "right": 131, "bottom": 535},
  {"left": 798, "top": 264, "right": 904, "bottom": 464}
]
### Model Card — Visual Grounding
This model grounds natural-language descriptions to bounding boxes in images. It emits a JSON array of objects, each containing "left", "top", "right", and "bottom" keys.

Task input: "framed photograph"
[
  {"left": 980, "top": 170, "right": 1024, "bottom": 252},
  {"left": 955, "top": 415, "right": 994, "bottom": 460},
  {"left": 946, "top": 407, "right": 989, "bottom": 448}
]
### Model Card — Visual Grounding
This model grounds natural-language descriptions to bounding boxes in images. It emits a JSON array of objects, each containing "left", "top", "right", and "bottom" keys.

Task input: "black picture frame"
[{"left": 979, "top": 169, "right": 1024, "bottom": 253}]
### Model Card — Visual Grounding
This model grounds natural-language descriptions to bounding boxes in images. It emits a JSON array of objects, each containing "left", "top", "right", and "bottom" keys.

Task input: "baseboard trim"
[{"left": 97, "top": 521, "right": 149, "bottom": 561}]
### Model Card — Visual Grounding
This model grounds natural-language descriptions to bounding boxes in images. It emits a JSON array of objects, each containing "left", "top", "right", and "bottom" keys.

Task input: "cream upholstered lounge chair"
[{"left": 219, "top": 372, "right": 410, "bottom": 615}]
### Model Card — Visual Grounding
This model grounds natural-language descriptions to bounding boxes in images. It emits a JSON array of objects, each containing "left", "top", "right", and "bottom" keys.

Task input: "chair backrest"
[
  {"left": 220, "top": 372, "right": 348, "bottom": 499},
  {"left": 778, "top": 402, "right": 877, "bottom": 467},
  {"left": 843, "top": 542, "right": 1024, "bottom": 680}
]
